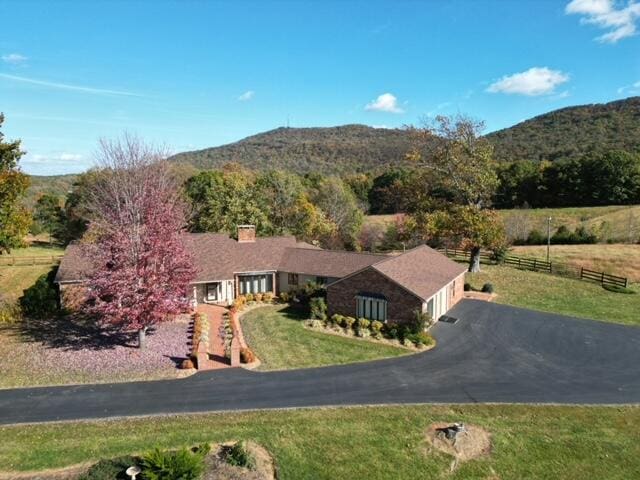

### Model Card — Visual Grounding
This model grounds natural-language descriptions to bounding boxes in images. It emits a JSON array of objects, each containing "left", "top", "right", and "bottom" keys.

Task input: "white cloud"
[
  {"left": 29, "top": 152, "right": 84, "bottom": 164},
  {"left": 1, "top": 53, "right": 28, "bottom": 64},
  {"left": 487, "top": 67, "right": 570, "bottom": 96},
  {"left": 238, "top": 90, "right": 255, "bottom": 101},
  {"left": 365, "top": 93, "right": 405, "bottom": 113},
  {"left": 0, "top": 73, "right": 142, "bottom": 97},
  {"left": 566, "top": 0, "right": 640, "bottom": 43},
  {"left": 618, "top": 80, "right": 640, "bottom": 94}
]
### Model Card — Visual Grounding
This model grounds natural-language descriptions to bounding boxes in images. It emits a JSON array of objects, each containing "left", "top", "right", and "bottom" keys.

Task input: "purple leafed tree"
[{"left": 84, "top": 134, "right": 195, "bottom": 348}]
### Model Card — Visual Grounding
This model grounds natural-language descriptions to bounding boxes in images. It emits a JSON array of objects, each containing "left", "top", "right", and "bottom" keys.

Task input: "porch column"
[
  {"left": 192, "top": 285, "right": 198, "bottom": 309},
  {"left": 272, "top": 272, "right": 277, "bottom": 295}
]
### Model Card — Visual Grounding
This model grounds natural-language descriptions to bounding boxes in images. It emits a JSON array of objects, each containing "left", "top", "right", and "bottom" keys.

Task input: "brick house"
[{"left": 55, "top": 225, "right": 466, "bottom": 324}]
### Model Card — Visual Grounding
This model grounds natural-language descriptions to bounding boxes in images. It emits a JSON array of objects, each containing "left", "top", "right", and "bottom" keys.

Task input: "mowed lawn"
[
  {"left": 1, "top": 405, "right": 638, "bottom": 479},
  {"left": 511, "top": 243, "right": 640, "bottom": 283},
  {"left": 466, "top": 264, "right": 640, "bottom": 326},
  {"left": 241, "top": 305, "right": 408, "bottom": 370}
]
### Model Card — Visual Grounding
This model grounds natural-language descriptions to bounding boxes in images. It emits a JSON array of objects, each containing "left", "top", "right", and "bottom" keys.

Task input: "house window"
[
  {"left": 356, "top": 295, "right": 387, "bottom": 322},
  {"left": 288, "top": 273, "right": 299, "bottom": 286},
  {"left": 316, "top": 276, "right": 328, "bottom": 285},
  {"left": 239, "top": 274, "right": 273, "bottom": 295},
  {"left": 206, "top": 282, "right": 221, "bottom": 301}
]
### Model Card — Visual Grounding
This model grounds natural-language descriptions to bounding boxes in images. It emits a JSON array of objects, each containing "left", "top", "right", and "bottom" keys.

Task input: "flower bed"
[{"left": 304, "top": 313, "right": 435, "bottom": 350}]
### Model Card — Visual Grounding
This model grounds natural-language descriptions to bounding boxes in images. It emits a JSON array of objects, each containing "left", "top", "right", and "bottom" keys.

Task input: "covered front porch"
[{"left": 192, "top": 271, "right": 277, "bottom": 307}]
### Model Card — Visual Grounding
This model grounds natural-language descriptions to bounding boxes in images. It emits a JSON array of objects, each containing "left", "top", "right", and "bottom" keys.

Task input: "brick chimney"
[{"left": 237, "top": 225, "right": 256, "bottom": 243}]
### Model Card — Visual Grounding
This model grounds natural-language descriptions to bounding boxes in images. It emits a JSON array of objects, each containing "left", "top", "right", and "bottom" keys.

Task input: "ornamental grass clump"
[
  {"left": 223, "top": 441, "right": 256, "bottom": 470},
  {"left": 356, "top": 318, "right": 370, "bottom": 337},
  {"left": 141, "top": 444, "right": 210, "bottom": 480}
]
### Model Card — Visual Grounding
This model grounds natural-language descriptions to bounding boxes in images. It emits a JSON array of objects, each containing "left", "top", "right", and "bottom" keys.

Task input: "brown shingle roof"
[
  {"left": 371, "top": 245, "right": 467, "bottom": 300},
  {"left": 279, "top": 248, "right": 388, "bottom": 278},
  {"left": 54, "top": 243, "right": 94, "bottom": 283}
]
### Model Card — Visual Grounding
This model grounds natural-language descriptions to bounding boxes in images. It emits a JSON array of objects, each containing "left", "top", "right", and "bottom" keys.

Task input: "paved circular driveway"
[{"left": 1, "top": 300, "right": 639, "bottom": 425}]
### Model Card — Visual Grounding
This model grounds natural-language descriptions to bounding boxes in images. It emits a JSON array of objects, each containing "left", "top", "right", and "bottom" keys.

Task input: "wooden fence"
[
  {"left": 439, "top": 247, "right": 628, "bottom": 288},
  {"left": 0, "top": 255, "right": 63, "bottom": 267}
]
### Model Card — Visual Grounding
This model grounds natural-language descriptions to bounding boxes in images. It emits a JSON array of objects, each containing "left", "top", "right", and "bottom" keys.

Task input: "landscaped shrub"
[
  {"left": 245, "top": 293, "right": 255, "bottom": 303},
  {"left": 383, "top": 322, "right": 399, "bottom": 340},
  {"left": 370, "top": 320, "right": 384, "bottom": 338},
  {"left": 304, "top": 319, "right": 324, "bottom": 329},
  {"left": 330, "top": 313, "right": 342, "bottom": 326},
  {"left": 309, "top": 297, "right": 327, "bottom": 321},
  {"left": 355, "top": 317, "right": 370, "bottom": 336},
  {"left": 481, "top": 283, "right": 494, "bottom": 294},
  {"left": 263, "top": 292, "right": 273, "bottom": 303},
  {"left": 240, "top": 347, "right": 256, "bottom": 363},
  {"left": 141, "top": 444, "right": 210, "bottom": 480},
  {"left": 407, "top": 310, "right": 431, "bottom": 334},
  {"left": 279, "top": 291, "right": 290, "bottom": 303},
  {"left": 223, "top": 441, "right": 256, "bottom": 470},
  {"left": 78, "top": 455, "right": 139, "bottom": 480},
  {"left": 406, "top": 331, "right": 435, "bottom": 347},
  {"left": 463, "top": 283, "right": 472, "bottom": 292},
  {"left": 19, "top": 271, "right": 59, "bottom": 319},
  {"left": 254, "top": 293, "right": 263, "bottom": 302},
  {"left": 0, "top": 301, "right": 21, "bottom": 324},
  {"left": 343, "top": 316, "right": 356, "bottom": 330},
  {"left": 180, "top": 358, "right": 195, "bottom": 370}
]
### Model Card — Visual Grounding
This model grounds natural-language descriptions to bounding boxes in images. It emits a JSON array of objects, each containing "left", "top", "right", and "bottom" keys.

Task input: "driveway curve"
[{"left": 1, "top": 300, "right": 639, "bottom": 425}]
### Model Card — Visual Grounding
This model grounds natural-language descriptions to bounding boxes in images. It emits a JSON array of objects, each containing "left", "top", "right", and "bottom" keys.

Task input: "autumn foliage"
[{"left": 83, "top": 135, "right": 195, "bottom": 341}]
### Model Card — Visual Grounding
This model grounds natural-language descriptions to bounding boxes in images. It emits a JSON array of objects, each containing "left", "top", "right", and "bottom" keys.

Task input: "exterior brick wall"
[{"left": 326, "top": 267, "right": 423, "bottom": 324}]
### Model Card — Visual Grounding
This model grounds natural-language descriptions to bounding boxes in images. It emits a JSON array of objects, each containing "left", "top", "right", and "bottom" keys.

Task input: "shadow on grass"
[
  {"left": 277, "top": 302, "right": 309, "bottom": 321},
  {"left": 12, "top": 314, "right": 141, "bottom": 351}
]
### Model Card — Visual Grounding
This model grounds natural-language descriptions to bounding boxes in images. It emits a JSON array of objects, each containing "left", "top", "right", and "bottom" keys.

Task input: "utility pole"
[{"left": 546, "top": 216, "right": 552, "bottom": 262}]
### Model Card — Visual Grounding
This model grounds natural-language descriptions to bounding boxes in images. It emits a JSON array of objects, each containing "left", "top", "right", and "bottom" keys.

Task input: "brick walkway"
[{"left": 195, "top": 304, "right": 230, "bottom": 370}]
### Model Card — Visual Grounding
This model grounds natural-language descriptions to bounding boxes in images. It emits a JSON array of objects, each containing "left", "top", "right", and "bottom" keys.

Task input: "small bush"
[
  {"left": 370, "top": 320, "right": 383, "bottom": 333},
  {"left": 141, "top": 445, "right": 209, "bottom": 480},
  {"left": 330, "top": 313, "right": 342, "bottom": 326},
  {"left": 304, "top": 319, "right": 324, "bottom": 329},
  {"left": 263, "top": 292, "right": 273, "bottom": 303},
  {"left": 402, "top": 337, "right": 415, "bottom": 347},
  {"left": 0, "top": 301, "right": 21, "bottom": 324},
  {"left": 19, "top": 272, "right": 59, "bottom": 319},
  {"left": 279, "top": 291, "right": 290, "bottom": 303},
  {"left": 481, "top": 283, "right": 494, "bottom": 294},
  {"left": 78, "top": 456, "right": 139, "bottom": 480},
  {"left": 463, "top": 283, "right": 472, "bottom": 292},
  {"left": 383, "top": 323, "right": 399, "bottom": 340},
  {"left": 526, "top": 229, "right": 546, "bottom": 245},
  {"left": 224, "top": 441, "right": 256, "bottom": 470},
  {"left": 180, "top": 358, "right": 195, "bottom": 370},
  {"left": 343, "top": 316, "right": 356, "bottom": 330},
  {"left": 254, "top": 293, "right": 263, "bottom": 302},
  {"left": 245, "top": 293, "right": 254, "bottom": 302},
  {"left": 603, "top": 284, "right": 636, "bottom": 294},
  {"left": 406, "top": 331, "right": 435, "bottom": 347},
  {"left": 240, "top": 347, "right": 256, "bottom": 363},
  {"left": 310, "top": 297, "right": 328, "bottom": 321}
]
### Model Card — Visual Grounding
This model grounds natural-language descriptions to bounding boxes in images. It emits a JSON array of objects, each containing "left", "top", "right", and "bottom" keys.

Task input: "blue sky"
[{"left": 1, "top": 0, "right": 639, "bottom": 175}]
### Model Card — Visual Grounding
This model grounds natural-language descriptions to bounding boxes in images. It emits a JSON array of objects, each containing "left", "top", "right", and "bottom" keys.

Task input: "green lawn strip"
[
  {"left": 0, "top": 265, "right": 56, "bottom": 302},
  {"left": 1, "top": 405, "right": 638, "bottom": 479},
  {"left": 2, "top": 244, "right": 65, "bottom": 258},
  {"left": 466, "top": 264, "right": 640, "bottom": 326},
  {"left": 240, "top": 305, "right": 408, "bottom": 370}
]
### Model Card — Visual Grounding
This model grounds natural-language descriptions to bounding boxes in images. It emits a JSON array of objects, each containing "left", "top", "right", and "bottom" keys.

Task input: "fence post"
[
  {"left": 533, "top": 259, "right": 537, "bottom": 271},
  {"left": 601, "top": 271, "right": 605, "bottom": 285},
  {"left": 580, "top": 267, "right": 583, "bottom": 280}
]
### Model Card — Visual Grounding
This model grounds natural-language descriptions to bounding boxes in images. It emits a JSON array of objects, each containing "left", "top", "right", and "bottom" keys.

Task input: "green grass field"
[
  {"left": 240, "top": 305, "right": 408, "bottom": 370},
  {"left": 1, "top": 405, "right": 638, "bottom": 479},
  {"left": 466, "top": 264, "right": 639, "bottom": 326}
]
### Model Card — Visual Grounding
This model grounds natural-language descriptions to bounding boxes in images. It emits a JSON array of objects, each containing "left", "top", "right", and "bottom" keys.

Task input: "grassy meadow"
[{"left": 1, "top": 404, "right": 638, "bottom": 479}]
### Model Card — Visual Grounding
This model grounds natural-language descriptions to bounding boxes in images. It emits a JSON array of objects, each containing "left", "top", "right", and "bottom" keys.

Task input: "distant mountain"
[
  {"left": 487, "top": 97, "right": 640, "bottom": 162},
  {"left": 24, "top": 174, "right": 77, "bottom": 208},
  {"left": 168, "top": 124, "right": 414, "bottom": 174}
]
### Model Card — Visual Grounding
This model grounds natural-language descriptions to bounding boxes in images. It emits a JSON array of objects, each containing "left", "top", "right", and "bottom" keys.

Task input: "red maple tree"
[{"left": 84, "top": 135, "right": 195, "bottom": 348}]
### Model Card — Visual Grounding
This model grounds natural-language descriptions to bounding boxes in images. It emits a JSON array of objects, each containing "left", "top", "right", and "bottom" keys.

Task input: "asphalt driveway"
[{"left": 1, "top": 299, "right": 639, "bottom": 425}]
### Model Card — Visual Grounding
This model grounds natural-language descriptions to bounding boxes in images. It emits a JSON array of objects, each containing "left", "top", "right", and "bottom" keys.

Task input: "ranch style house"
[{"left": 55, "top": 225, "right": 466, "bottom": 324}]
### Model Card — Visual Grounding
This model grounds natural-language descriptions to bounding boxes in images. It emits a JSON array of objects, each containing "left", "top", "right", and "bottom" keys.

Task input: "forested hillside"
[
  {"left": 169, "top": 124, "right": 414, "bottom": 173},
  {"left": 487, "top": 97, "right": 640, "bottom": 162}
]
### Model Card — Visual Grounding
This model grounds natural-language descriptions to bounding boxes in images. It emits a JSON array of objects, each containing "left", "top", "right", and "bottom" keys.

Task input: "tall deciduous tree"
[
  {"left": 84, "top": 135, "right": 195, "bottom": 348},
  {"left": 408, "top": 115, "right": 505, "bottom": 272},
  {"left": 0, "top": 113, "right": 31, "bottom": 254},
  {"left": 34, "top": 194, "right": 63, "bottom": 244}
]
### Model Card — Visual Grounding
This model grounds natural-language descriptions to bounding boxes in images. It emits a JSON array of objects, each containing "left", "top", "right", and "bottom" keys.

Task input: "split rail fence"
[{"left": 439, "top": 247, "right": 628, "bottom": 288}]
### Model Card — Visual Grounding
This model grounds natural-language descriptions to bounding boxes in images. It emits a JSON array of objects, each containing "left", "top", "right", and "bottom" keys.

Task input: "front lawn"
[
  {"left": 1, "top": 404, "right": 638, "bottom": 479},
  {"left": 466, "top": 264, "right": 640, "bottom": 326},
  {"left": 240, "top": 305, "right": 408, "bottom": 370}
]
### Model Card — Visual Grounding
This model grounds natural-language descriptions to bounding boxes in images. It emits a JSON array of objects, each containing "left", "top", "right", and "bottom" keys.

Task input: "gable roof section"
[
  {"left": 54, "top": 243, "right": 94, "bottom": 283},
  {"left": 370, "top": 245, "right": 467, "bottom": 301},
  {"left": 279, "top": 248, "right": 387, "bottom": 278}
]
